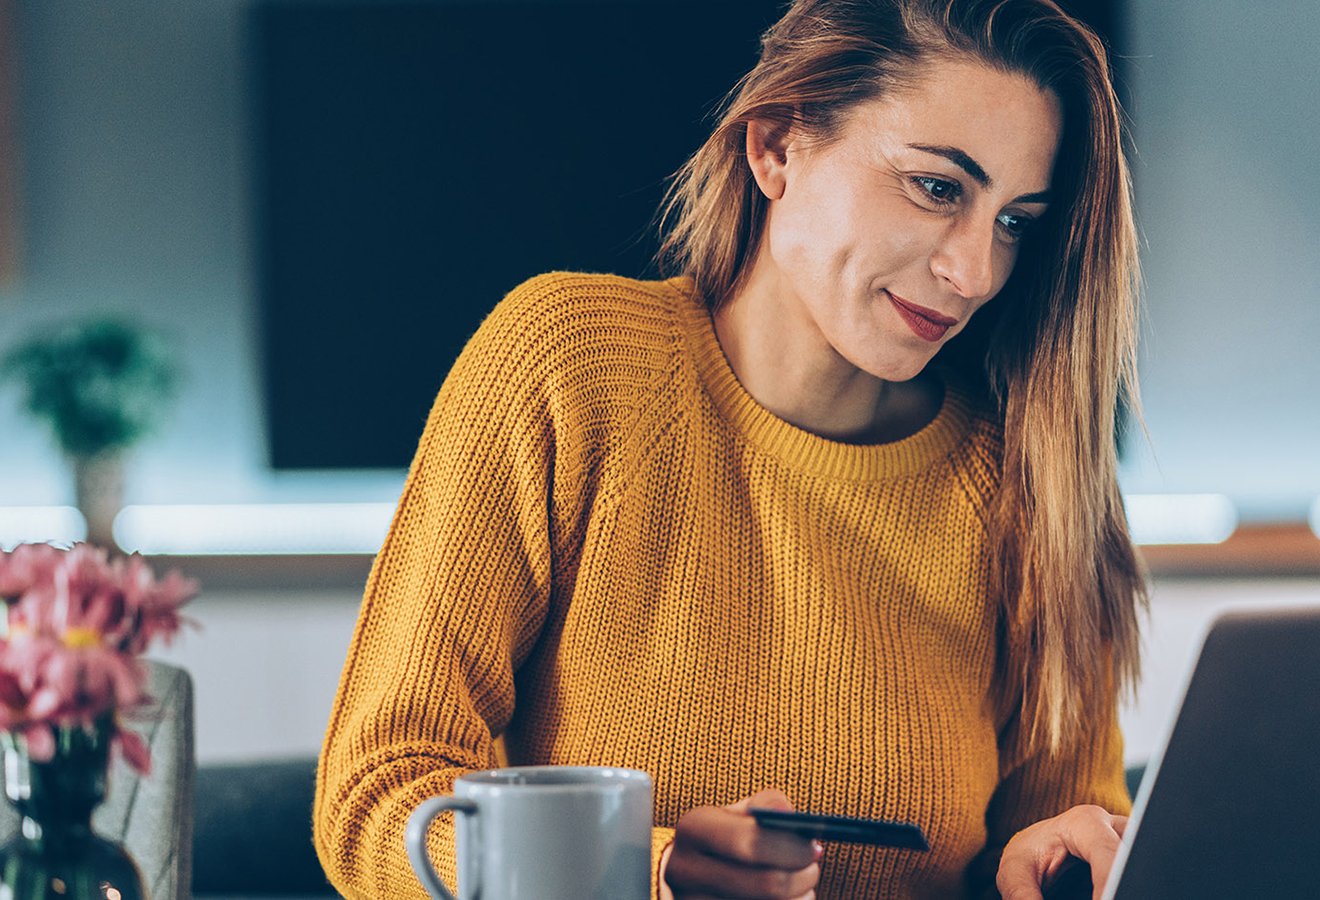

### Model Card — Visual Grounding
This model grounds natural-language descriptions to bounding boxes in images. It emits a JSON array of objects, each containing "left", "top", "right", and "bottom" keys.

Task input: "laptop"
[{"left": 1098, "top": 605, "right": 1320, "bottom": 898}]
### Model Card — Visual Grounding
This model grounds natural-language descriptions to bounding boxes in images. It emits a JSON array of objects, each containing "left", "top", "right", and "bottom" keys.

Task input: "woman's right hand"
[{"left": 661, "top": 788, "right": 822, "bottom": 900}]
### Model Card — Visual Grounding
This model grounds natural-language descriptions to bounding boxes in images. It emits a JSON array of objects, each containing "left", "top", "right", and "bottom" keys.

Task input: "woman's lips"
[{"left": 886, "top": 292, "right": 957, "bottom": 342}]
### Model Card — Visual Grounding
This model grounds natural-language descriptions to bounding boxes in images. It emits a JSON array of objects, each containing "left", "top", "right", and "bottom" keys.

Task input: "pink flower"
[
  {"left": 0, "top": 542, "right": 196, "bottom": 774},
  {"left": 40, "top": 643, "right": 147, "bottom": 717},
  {"left": 0, "top": 667, "right": 60, "bottom": 762},
  {"left": 117, "top": 554, "right": 198, "bottom": 654},
  {"left": 6, "top": 543, "right": 122, "bottom": 640},
  {"left": 63, "top": 544, "right": 134, "bottom": 641},
  {"left": 0, "top": 543, "right": 64, "bottom": 602},
  {"left": 0, "top": 631, "right": 64, "bottom": 698},
  {"left": 0, "top": 666, "right": 61, "bottom": 724}
]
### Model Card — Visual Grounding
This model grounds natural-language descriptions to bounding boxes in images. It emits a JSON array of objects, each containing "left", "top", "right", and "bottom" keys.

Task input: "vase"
[
  {"left": 72, "top": 454, "right": 125, "bottom": 553},
  {"left": 0, "top": 722, "right": 146, "bottom": 900}
]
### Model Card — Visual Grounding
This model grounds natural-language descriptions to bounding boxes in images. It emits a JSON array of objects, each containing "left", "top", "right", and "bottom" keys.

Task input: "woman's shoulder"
[
  {"left": 457, "top": 271, "right": 693, "bottom": 409},
  {"left": 488, "top": 271, "right": 688, "bottom": 340}
]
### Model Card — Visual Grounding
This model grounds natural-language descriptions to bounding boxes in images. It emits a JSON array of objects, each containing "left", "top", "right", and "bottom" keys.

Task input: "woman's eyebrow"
[
  {"left": 907, "top": 142, "right": 1052, "bottom": 204},
  {"left": 1013, "top": 189, "right": 1052, "bottom": 204},
  {"left": 909, "top": 143, "right": 990, "bottom": 186}
]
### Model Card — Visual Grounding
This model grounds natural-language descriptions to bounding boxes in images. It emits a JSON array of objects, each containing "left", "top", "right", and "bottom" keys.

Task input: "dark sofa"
[{"left": 193, "top": 757, "right": 333, "bottom": 898}]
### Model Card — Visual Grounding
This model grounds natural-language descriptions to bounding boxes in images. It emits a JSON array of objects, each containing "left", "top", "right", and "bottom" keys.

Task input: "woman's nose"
[{"left": 929, "top": 216, "right": 998, "bottom": 301}]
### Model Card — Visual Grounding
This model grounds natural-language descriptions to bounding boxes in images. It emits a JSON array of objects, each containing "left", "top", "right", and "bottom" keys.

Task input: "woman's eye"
[
  {"left": 996, "top": 212, "right": 1035, "bottom": 241},
  {"left": 912, "top": 176, "right": 961, "bottom": 204}
]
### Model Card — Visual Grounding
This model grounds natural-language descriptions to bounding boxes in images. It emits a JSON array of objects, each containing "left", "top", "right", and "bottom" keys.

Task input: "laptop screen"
[{"left": 1105, "top": 606, "right": 1320, "bottom": 898}]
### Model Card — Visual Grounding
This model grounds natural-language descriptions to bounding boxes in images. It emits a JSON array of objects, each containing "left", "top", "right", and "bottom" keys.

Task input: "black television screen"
[
  {"left": 250, "top": 0, "right": 1119, "bottom": 471},
  {"left": 250, "top": 0, "right": 785, "bottom": 469}
]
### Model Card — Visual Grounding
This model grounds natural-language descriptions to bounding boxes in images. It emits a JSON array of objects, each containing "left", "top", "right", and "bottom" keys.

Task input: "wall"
[
  {"left": 149, "top": 586, "right": 361, "bottom": 764},
  {"left": 0, "top": 0, "right": 403, "bottom": 508},
  {"left": 1118, "top": 0, "right": 1320, "bottom": 521}
]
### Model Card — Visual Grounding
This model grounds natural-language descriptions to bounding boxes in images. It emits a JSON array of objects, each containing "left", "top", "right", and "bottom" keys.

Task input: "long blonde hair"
[{"left": 658, "top": 0, "right": 1146, "bottom": 752}]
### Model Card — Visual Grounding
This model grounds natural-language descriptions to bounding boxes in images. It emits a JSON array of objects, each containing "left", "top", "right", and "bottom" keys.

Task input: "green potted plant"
[{"left": 1, "top": 317, "right": 179, "bottom": 550}]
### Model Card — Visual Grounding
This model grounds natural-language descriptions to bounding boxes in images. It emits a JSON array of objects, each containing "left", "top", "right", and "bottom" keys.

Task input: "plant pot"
[{"left": 72, "top": 455, "right": 124, "bottom": 552}]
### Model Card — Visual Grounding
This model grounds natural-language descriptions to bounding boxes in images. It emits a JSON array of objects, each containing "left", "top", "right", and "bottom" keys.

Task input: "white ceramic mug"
[{"left": 406, "top": 765, "right": 653, "bottom": 900}]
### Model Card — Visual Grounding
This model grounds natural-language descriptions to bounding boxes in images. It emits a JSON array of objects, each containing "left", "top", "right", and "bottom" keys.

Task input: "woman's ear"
[{"left": 745, "top": 118, "right": 793, "bottom": 201}]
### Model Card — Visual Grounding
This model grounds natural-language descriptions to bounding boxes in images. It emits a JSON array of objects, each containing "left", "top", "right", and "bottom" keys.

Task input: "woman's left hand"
[{"left": 995, "top": 804, "right": 1128, "bottom": 900}]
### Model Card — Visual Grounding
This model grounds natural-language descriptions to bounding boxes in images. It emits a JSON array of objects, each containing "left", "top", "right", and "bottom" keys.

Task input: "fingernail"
[{"left": 812, "top": 839, "right": 825, "bottom": 861}]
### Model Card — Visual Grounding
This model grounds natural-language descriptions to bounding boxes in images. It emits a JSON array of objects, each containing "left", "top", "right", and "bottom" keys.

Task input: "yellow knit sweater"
[{"left": 313, "top": 273, "right": 1130, "bottom": 899}]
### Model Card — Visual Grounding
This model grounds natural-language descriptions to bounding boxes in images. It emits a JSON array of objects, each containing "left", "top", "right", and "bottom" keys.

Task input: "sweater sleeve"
[
  {"left": 312, "top": 286, "right": 559, "bottom": 898},
  {"left": 964, "top": 686, "right": 1132, "bottom": 896}
]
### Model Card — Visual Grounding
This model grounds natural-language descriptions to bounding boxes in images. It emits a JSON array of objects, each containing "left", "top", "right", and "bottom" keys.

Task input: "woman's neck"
[{"left": 712, "top": 274, "right": 942, "bottom": 445}]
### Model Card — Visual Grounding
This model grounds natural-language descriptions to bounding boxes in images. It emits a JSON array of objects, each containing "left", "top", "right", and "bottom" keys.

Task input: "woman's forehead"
[{"left": 842, "top": 59, "right": 1063, "bottom": 190}]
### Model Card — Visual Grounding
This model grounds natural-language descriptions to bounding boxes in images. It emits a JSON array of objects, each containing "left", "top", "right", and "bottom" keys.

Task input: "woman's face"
[{"left": 747, "top": 57, "right": 1064, "bottom": 383}]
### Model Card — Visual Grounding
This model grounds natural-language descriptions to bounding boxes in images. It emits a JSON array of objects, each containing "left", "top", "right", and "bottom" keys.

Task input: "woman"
[{"left": 313, "top": 1, "right": 1146, "bottom": 897}]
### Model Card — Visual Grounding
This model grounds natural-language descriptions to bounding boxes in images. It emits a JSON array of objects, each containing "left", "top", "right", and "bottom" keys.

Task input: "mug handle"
[{"left": 406, "top": 796, "right": 480, "bottom": 900}]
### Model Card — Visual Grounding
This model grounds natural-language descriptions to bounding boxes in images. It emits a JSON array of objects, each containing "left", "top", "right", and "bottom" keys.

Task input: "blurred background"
[{"left": 1, "top": 0, "right": 1317, "bottom": 773}]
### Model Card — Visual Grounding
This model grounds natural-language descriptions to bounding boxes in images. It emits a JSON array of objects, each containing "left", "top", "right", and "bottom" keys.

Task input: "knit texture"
[{"left": 313, "top": 273, "right": 1130, "bottom": 899}]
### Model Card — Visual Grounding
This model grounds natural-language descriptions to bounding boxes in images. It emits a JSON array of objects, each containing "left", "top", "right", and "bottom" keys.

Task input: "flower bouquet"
[{"left": 0, "top": 542, "right": 197, "bottom": 900}]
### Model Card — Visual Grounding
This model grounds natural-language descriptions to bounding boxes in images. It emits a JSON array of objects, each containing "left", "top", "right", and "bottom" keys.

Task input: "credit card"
[{"left": 748, "top": 808, "right": 930, "bottom": 851}]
